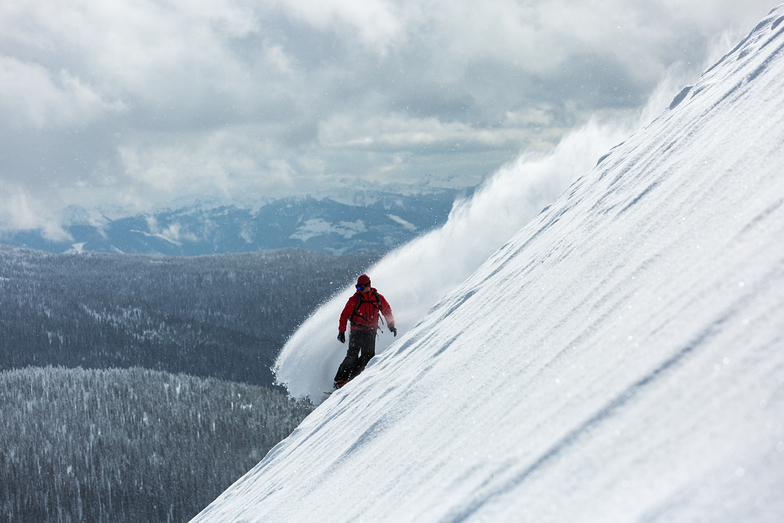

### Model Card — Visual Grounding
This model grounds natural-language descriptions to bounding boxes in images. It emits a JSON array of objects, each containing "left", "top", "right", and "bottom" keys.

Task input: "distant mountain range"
[{"left": 3, "top": 189, "right": 470, "bottom": 256}]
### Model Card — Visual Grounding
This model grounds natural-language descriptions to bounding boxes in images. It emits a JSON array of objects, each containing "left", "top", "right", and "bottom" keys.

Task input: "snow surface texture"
[{"left": 194, "top": 6, "right": 784, "bottom": 522}]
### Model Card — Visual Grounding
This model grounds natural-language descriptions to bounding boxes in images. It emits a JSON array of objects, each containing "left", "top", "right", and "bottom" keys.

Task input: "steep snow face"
[
  {"left": 194, "top": 6, "right": 784, "bottom": 523},
  {"left": 274, "top": 117, "right": 637, "bottom": 401}
]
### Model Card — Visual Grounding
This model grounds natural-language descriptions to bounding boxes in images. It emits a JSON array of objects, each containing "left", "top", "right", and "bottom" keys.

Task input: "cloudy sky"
[{"left": 0, "top": 0, "right": 775, "bottom": 234}]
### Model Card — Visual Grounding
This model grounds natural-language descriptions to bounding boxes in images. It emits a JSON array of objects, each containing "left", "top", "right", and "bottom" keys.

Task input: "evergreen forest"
[
  {"left": 0, "top": 245, "right": 379, "bottom": 387},
  {"left": 0, "top": 244, "right": 378, "bottom": 521},
  {"left": 0, "top": 366, "right": 313, "bottom": 522}
]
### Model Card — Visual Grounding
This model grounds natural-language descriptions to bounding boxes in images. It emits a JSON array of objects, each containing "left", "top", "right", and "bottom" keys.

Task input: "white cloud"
[
  {"left": 0, "top": 0, "right": 261, "bottom": 106},
  {"left": 319, "top": 111, "right": 571, "bottom": 154},
  {"left": 277, "top": 0, "right": 406, "bottom": 51},
  {"left": 0, "top": 56, "right": 126, "bottom": 128},
  {"left": 0, "top": 0, "right": 777, "bottom": 231},
  {"left": 116, "top": 126, "right": 297, "bottom": 206},
  {"left": 0, "top": 186, "right": 72, "bottom": 241}
]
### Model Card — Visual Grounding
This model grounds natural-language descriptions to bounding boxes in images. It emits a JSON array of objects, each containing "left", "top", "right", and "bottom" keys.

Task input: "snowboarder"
[{"left": 334, "top": 274, "right": 396, "bottom": 389}]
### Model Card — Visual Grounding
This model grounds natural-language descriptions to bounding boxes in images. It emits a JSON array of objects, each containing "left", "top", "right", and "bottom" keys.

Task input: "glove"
[
  {"left": 390, "top": 326, "right": 397, "bottom": 337},
  {"left": 337, "top": 331, "right": 346, "bottom": 343}
]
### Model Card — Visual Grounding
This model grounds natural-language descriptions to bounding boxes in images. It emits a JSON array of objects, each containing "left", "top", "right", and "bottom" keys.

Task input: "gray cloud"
[{"left": 0, "top": 0, "right": 776, "bottom": 234}]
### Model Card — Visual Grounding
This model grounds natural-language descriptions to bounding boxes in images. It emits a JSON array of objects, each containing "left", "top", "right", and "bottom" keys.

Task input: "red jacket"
[{"left": 339, "top": 287, "right": 394, "bottom": 332}]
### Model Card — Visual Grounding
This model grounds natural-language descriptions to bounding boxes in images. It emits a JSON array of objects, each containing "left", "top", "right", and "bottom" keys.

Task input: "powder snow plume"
[
  {"left": 273, "top": 104, "right": 677, "bottom": 400},
  {"left": 272, "top": 66, "right": 701, "bottom": 401},
  {"left": 272, "top": 49, "right": 703, "bottom": 401}
]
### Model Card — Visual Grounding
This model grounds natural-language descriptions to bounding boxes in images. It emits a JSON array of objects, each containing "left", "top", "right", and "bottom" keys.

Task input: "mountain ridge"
[{"left": 1, "top": 188, "right": 470, "bottom": 256}]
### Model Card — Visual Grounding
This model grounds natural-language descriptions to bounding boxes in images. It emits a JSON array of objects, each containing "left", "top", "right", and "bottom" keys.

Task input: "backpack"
[{"left": 349, "top": 288, "right": 384, "bottom": 330}]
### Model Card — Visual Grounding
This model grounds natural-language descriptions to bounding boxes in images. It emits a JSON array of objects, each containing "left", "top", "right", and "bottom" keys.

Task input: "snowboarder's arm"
[
  {"left": 379, "top": 294, "right": 395, "bottom": 329},
  {"left": 338, "top": 296, "right": 357, "bottom": 332}
]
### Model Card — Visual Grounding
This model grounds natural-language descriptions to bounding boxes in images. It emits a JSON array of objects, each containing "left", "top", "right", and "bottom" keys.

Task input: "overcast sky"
[{"left": 0, "top": 0, "right": 776, "bottom": 234}]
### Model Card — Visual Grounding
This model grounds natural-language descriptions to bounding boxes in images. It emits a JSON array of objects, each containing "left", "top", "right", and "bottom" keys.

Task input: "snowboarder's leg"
[
  {"left": 355, "top": 331, "right": 377, "bottom": 376},
  {"left": 334, "top": 330, "right": 377, "bottom": 386},
  {"left": 340, "top": 331, "right": 376, "bottom": 382},
  {"left": 334, "top": 333, "right": 361, "bottom": 385}
]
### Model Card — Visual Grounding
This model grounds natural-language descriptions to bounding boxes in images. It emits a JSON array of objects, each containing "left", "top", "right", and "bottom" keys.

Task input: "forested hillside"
[
  {"left": 0, "top": 366, "right": 313, "bottom": 522},
  {"left": 0, "top": 245, "right": 378, "bottom": 387}
]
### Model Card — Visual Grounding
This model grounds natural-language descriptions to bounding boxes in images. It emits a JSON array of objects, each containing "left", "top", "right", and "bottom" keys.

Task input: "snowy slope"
[
  {"left": 274, "top": 114, "right": 636, "bottom": 401},
  {"left": 193, "top": 7, "right": 784, "bottom": 522}
]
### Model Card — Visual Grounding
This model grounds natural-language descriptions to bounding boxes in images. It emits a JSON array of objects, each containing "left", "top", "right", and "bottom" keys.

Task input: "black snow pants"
[{"left": 334, "top": 329, "right": 377, "bottom": 384}]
